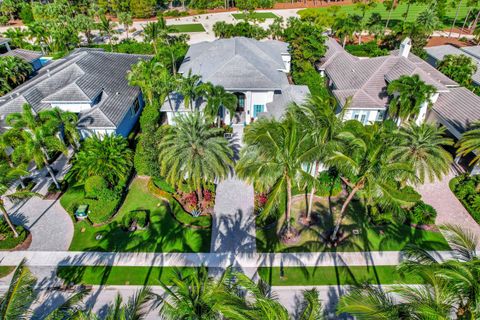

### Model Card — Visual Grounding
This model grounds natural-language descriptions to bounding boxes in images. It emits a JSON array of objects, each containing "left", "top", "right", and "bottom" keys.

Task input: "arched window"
[{"left": 234, "top": 92, "right": 246, "bottom": 112}]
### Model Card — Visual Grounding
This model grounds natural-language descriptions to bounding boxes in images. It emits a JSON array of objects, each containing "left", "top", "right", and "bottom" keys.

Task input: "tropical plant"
[
  {"left": 332, "top": 15, "right": 357, "bottom": 47},
  {"left": 387, "top": 74, "right": 437, "bottom": 124},
  {"left": 325, "top": 121, "right": 417, "bottom": 242},
  {"left": 390, "top": 123, "right": 453, "bottom": 184},
  {"left": 7, "top": 104, "right": 67, "bottom": 190},
  {"left": 2, "top": 28, "right": 30, "bottom": 48},
  {"left": 287, "top": 95, "right": 344, "bottom": 222},
  {"left": 44, "top": 108, "right": 80, "bottom": 150},
  {"left": 70, "top": 134, "right": 133, "bottom": 186},
  {"left": 457, "top": 120, "right": 480, "bottom": 165},
  {"left": 158, "top": 113, "right": 233, "bottom": 205},
  {"left": 203, "top": 83, "right": 237, "bottom": 126},
  {"left": 417, "top": 8, "right": 440, "bottom": 33},
  {"left": 236, "top": 114, "right": 318, "bottom": 239},
  {"left": 176, "top": 69, "right": 202, "bottom": 110},
  {"left": 117, "top": 11, "right": 133, "bottom": 39},
  {"left": 0, "top": 56, "right": 33, "bottom": 95},
  {"left": 438, "top": 54, "right": 478, "bottom": 87},
  {"left": 99, "top": 14, "right": 118, "bottom": 51}
]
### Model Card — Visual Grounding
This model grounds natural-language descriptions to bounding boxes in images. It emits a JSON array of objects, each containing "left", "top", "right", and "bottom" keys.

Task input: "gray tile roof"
[
  {"left": 0, "top": 38, "right": 10, "bottom": 45},
  {"left": 1, "top": 49, "right": 42, "bottom": 63},
  {"left": 322, "top": 38, "right": 457, "bottom": 109},
  {"left": 461, "top": 46, "right": 480, "bottom": 60},
  {"left": 179, "top": 37, "right": 290, "bottom": 90},
  {"left": 0, "top": 49, "right": 151, "bottom": 129},
  {"left": 425, "top": 45, "right": 480, "bottom": 86},
  {"left": 264, "top": 85, "right": 310, "bottom": 119},
  {"left": 432, "top": 87, "right": 480, "bottom": 135}
]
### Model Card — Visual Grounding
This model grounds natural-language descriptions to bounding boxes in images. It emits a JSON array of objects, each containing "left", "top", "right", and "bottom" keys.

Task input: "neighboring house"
[
  {"left": 0, "top": 37, "right": 44, "bottom": 71},
  {"left": 161, "top": 37, "right": 310, "bottom": 125},
  {"left": 319, "top": 37, "right": 480, "bottom": 174},
  {"left": 425, "top": 44, "right": 480, "bottom": 86},
  {"left": 0, "top": 48, "right": 150, "bottom": 138}
]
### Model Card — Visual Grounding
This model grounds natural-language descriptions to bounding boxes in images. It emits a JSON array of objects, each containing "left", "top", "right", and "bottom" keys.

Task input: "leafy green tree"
[
  {"left": 438, "top": 54, "right": 478, "bottom": 86},
  {"left": 99, "top": 14, "right": 118, "bottom": 52},
  {"left": 0, "top": 56, "right": 32, "bottom": 95},
  {"left": 127, "top": 59, "right": 167, "bottom": 106},
  {"left": 117, "top": 11, "right": 133, "bottom": 39},
  {"left": 287, "top": 95, "right": 344, "bottom": 222},
  {"left": 387, "top": 74, "right": 436, "bottom": 124},
  {"left": 130, "top": 0, "right": 155, "bottom": 18},
  {"left": 44, "top": 108, "right": 80, "bottom": 150},
  {"left": 326, "top": 121, "right": 417, "bottom": 242},
  {"left": 74, "top": 13, "right": 95, "bottom": 44},
  {"left": 70, "top": 134, "right": 133, "bottom": 186},
  {"left": 2, "top": 27, "right": 30, "bottom": 48},
  {"left": 390, "top": 123, "right": 453, "bottom": 184},
  {"left": 158, "top": 113, "right": 233, "bottom": 204},
  {"left": 176, "top": 69, "right": 202, "bottom": 110},
  {"left": 7, "top": 104, "right": 67, "bottom": 190},
  {"left": 237, "top": 115, "right": 317, "bottom": 239},
  {"left": 0, "top": 0, "right": 17, "bottom": 22},
  {"left": 333, "top": 14, "right": 357, "bottom": 48},
  {"left": 202, "top": 83, "right": 237, "bottom": 126},
  {"left": 457, "top": 120, "right": 480, "bottom": 165},
  {"left": 417, "top": 8, "right": 440, "bottom": 33}
]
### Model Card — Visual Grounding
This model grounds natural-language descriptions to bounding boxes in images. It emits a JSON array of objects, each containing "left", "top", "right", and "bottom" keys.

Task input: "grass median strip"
[
  {"left": 258, "top": 266, "right": 423, "bottom": 286},
  {"left": 169, "top": 23, "right": 205, "bottom": 32},
  {"left": 232, "top": 12, "right": 277, "bottom": 20},
  {"left": 57, "top": 266, "right": 196, "bottom": 286}
]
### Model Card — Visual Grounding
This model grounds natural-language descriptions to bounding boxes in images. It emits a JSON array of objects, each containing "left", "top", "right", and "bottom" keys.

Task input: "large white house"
[{"left": 161, "top": 37, "right": 310, "bottom": 125}]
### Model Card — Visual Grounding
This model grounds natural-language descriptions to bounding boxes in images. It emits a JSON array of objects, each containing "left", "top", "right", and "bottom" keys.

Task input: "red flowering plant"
[
  {"left": 255, "top": 193, "right": 268, "bottom": 214},
  {"left": 183, "top": 192, "right": 198, "bottom": 211}
]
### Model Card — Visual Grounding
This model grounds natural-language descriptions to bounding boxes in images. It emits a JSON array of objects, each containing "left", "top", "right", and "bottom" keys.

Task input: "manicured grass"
[
  {"left": 169, "top": 23, "right": 205, "bottom": 33},
  {"left": 258, "top": 266, "right": 424, "bottom": 286},
  {"left": 57, "top": 266, "right": 196, "bottom": 286},
  {"left": 0, "top": 225, "right": 29, "bottom": 251},
  {"left": 256, "top": 196, "right": 450, "bottom": 253},
  {"left": 68, "top": 178, "right": 211, "bottom": 253},
  {"left": 0, "top": 266, "right": 15, "bottom": 278},
  {"left": 299, "top": 2, "right": 477, "bottom": 28},
  {"left": 232, "top": 12, "right": 278, "bottom": 20}
]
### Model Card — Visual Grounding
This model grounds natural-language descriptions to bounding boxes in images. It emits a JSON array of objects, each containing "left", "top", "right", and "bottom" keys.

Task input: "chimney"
[{"left": 399, "top": 37, "right": 412, "bottom": 58}]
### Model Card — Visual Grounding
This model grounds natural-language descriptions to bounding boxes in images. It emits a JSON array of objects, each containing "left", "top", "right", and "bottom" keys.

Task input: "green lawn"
[
  {"left": 258, "top": 266, "right": 424, "bottom": 286},
  {"left": 169, "top": 23, "right": 205, "bottom": 33},
  {"left": 299, "top": 2, "right": 476, "bottom": 28},
  {"left": 232, "top": 12, "right": 278, "bottom": 20},
  {"left": 257, "top": 196, "right": 450, "bottom": 253},
  {"left": 0, "top": 266, "right": 14, "bottom": 278},
  {"left": 57, "top": 266, "right": 196, "bottom": 286},
  {"left": 68, "top": 178, "right": 211, "bottom": 253},
  {"left": 0, "top": 225, "right": 29, "bottom": 251}
]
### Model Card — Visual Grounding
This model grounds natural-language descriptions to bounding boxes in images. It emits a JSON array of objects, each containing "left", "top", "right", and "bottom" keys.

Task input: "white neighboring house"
[
  {"left": 0, "top": 48, "right": 151, "bottom": 138},
  {"left": 161, "top": 37, "right": 310, "bottom": 125}
]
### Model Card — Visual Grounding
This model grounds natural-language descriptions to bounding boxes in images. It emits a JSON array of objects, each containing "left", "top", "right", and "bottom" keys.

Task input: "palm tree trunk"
[
  {"left": 306, "top": 161, "right": 320, "bottom": 221},
  {"left": 0, "top": 202, "right": 19, "bottom": 238},
  {"left": 126, "top": 25, "right": 129, "bottom": 39},
  {"left": 285, "top": 176, "right": 293, "bottom": 236},
  {"left": 404, "top": 3, "right": 411, "bottom": 24},
  {"left": 43, "top": 159, "right": 60, "bottom": 190},
  {"left": 449, "top": 0, "right": 464, "bottom": 38},
  {"left": 472, "top": 11, "right": 480, "bottom": 33},
  {"left": 331, "top": 185, "right": 360, "bottom": 242},
  {"left": 459, "top": 8, "right": 472, "bottom": 38},
  {"left": 342, "top": 36, "right": 347, "bottom": 48},
  {"left": 385, "top": 2, "right": 394, "bottom": 29}
]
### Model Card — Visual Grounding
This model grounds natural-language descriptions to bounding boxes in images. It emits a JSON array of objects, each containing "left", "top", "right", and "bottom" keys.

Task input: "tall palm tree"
[
  {"left": 70, "top": 134, "right": 133, "bottom": 186},
  {"left": 326, "top": 121, "right": 416, "bottom": 242},
  {"left": 158, "top": 113, "right": 233, "bottom": 204},
  {"left": 387, "top": 75, "right": 437, "bottom": 124},
  {"left": 390, "top": 123, "right": 453, "bottom": 184},
  {"left": 176, "top": 69, "right": 202, "bottom": 110},
  {"left": 236, "top": 115, "right": 318, "bottom": 239},
  {"left": 99, "top": 14, "right": 117, "bottom": 52},
  {"left": 203, "top": 83, "right": 237, "bottom": 126},
  {"left": 117, "top": 12, "right": 133, "bottom": 39},
  {"left": 7, "top": 104, "right": 67, "bottom": 190},
  {"left": 0, "top": 56, "right": 33, "bottom": 94},
  {"left": 127, "top": 59, "right": 167, "bottom": 107},
  {"left": 457, "top": 120, "right": 480, "bottom": 166},
  {"left": 44, "top": 108, "right": 80, "bottom": 150},
  {"left": 100, "top": 287, "right": 156, "bottom": 320},
  {"left": 2, "top": 28, "right": 30, "bottom": 49},
  {"left": 288, "top": 95, "right": 345, "bottom": 222}
]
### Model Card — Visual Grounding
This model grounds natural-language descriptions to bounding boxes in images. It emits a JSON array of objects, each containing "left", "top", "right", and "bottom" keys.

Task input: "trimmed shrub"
[
  {"left": 450, "top": 174, "right": 480, "bottom": 223},
  {"left": 407, "top": 201, "right": 437, "bottom": 225},
  {"left": 84, "top": 176, "right": 108, "bottom": 198},
  {"left": 19, "top": 4, "right": 34, "bottom": 24},
  {"left": 123, "top": 210, "right": 149, "bottom": 229}
]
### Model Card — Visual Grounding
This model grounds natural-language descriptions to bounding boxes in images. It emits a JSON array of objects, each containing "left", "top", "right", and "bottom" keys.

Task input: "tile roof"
[
  {"left": 179, "top": 37, "right": 290, "bottom": 90},
  {"left": 264, "top": 85, "right": 310, "bottom": 119},
  {"left": 322, "top": 38, "right": 457, "bottom": 109},
  {"left": 432, "top": 87, "right": 480, "bottom": 135},
  {"left": 425, "top": 44, "right": 480, "bottom": 85},
  {"left": 461, "top": 46, "right": 480, "bottom": 60},
  {"left": 0, "top": 49, "right": 151, "bottom": 129},
  {"left": 1, "top": 49, "right": 42, "bottom": 63},
  {"left": 0, "top": 38, "right": 10, "bottom": 45}
]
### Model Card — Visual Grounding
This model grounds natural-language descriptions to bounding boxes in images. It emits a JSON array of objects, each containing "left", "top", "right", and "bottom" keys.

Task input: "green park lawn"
[
  {"left": 170, "top": 23, "right": 205, "bottom": 32},
  {"left": 258, "top": 265, "right": 424, "bottom": 286},
  {"left": 67, "top": 178, "right": 211, "bottom": 253},
  {"left": 257, "top": 195, "right": 450, "bottom": 253},
  {"left": 232, "top": 12, "right": 278, "bottom": 20},
  {"left": 299, "top": 1, "right": 476, "bottom": 28},
  {"left": 57, "top": 266, "right": 196, "bottom": 286}
]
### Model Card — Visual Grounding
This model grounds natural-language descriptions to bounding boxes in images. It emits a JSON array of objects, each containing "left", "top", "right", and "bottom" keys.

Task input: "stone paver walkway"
[
  {"left": 417, "top": 170, "right": 480, "bottom": 247},
  {"left": 7, "top": 151, "right": 74, "bottom": 251}
]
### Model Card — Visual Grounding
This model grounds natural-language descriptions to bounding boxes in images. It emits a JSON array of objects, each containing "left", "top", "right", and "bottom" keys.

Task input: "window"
[
  {"left": 131, "top": 99, "right": 141, "bottom": 116},
  {"left": 253, "top": 104, "right": 265, "bottom": 117},
  {"left": 376, "top": 110, "right": 385, "bottom": 121}
]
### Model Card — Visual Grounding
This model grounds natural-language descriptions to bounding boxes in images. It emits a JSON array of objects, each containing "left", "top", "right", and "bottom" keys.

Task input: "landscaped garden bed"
[
  {"left": 258, "top": 265, "right": 424, "bottom": 286},
  {"left": 0, "top": 221, "right": 30, "bottom": 251},
  {"left": 68, "top": 178, "right": 211, "bottom": 253},
  {"left": 57, "top": 266, "right": 197, "bottom": 286},
  {"left": 449, "top": 174, "right": 480, "bottom": 224}
]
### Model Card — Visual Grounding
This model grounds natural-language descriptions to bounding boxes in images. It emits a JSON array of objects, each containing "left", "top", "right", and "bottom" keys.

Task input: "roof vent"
[{"left": 116, "top": 92, "right": 120, "bottom": 95}]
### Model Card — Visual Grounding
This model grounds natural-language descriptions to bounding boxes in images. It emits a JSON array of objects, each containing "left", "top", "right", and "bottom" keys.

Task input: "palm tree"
[
  {"left": 236, "top": 115, "right": 318, "bottom": 239},
  {"left": 117, "top": 11, "right": 133, "bottom": 39},
  {"left": 417, "top": 8, "right": 440, "bottom": 33},
  {"left": 70, "top": 134, "right": 133, "bottom": 186},
  {"left": 390, "top": 123, "right": 453, "bottom": 184},
  {"left": 457, "top": 120, "right": 480, "bottom": 166},
  {"left": 438, "top": 54, "right": 478, "bottom": 86},
  {"left": 44, "top": 108, "right": 80, "bottom": 150},
  {"left": 449, "top": 0, "right": 465, "bottom": 37},
  {"left": 2, "top": 28, "right": 29, "bottom": 48},
  {"left": 158, "top": 113, "right": 233, "bottom": 205},
  {"left": 297, "top": 289, "right": 324, "bottom": 320},
  {"left": 127, "top": 59, "right": 166, "bottom": 107},
  {"left": 99, "top": 287, "right": 156, "bottom": 320},
  {"left": 7, "top": 104, "right": 67, "bottom": 190},
  {"left": 0, "top": 56, "right": 33, "bottom": 94},
  {"left": 384, "top": 0, "right": 397, "bottom": 29},
  {"left": 387, "top": 75, "right": 437, "bottom": 124},
  {"left": 99, "top": 14, "right": 117, "bottom": 52},
  {"left": 176, "top": 69, "right": 202, "bottom": 110},
  {"left": 287, "top": 95, "right": 344, "bottom": 222},
  {"left": 325, "top": 121, "right": 416, "bottom": 242},
  {"left": 203, "top": 83, "right": 237, "bottom": 126}
]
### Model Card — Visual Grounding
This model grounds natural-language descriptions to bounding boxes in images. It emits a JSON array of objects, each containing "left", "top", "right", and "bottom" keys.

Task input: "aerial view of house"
[{"left": 0, "top": 0, "right": 480, "bottom": 318}]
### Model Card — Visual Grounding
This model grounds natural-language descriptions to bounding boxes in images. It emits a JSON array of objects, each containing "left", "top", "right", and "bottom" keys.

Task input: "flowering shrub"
[
  {"left": 184, "top": 192, "right": 198, "bottom": 210},
  {"left": 203, "top": 190, "right": 213, "bottom": 202},
  {"left": 255, "top": 193, "right": 268, "bottom": 209}
]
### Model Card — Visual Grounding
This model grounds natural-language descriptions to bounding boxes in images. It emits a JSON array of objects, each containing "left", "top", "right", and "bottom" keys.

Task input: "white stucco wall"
[
  {"left": 344, "top": 109, "right": 385, "bottom": 124},
  {"left": 51, "top": 103, "right": 92, "bottom": 113}
]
